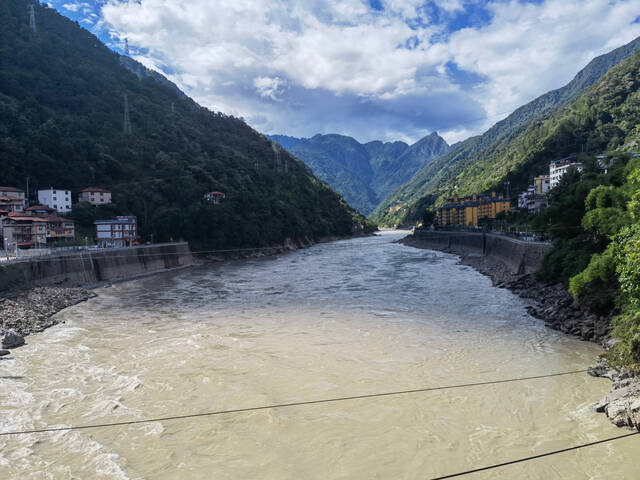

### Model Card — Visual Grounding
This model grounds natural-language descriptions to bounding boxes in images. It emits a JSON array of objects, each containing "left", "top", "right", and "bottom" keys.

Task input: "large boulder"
[{"left": 1, "top": 330, "right": 25, "bottom": 349}]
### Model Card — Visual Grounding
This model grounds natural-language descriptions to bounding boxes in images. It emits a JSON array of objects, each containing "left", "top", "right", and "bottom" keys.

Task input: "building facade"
[
  {"left": 94, "top": 216, "right": 137, "bottom": 248},
  {"left": 550, "top": 158, "right": 583, "bottom": 189},
  {"left": 79, "top": 188, "right": 113, "bottom": 206},
  {"left": 0, "top": 186, "right": 26, "bottom": 213},
  {"left": 37, "top": 188, "right": 72, "bottom": 213},
  {"left": 2, "top": 209, "right": 74, "bottom": 251},
  {"left": 534, "top": 175, "right": 550, "bottom": 194},
  {"left": 437, "top": 192, "right": 510, "bottom": 228},
  {"left": 203, "top": 191, "right": 225, "bottom": 204}
]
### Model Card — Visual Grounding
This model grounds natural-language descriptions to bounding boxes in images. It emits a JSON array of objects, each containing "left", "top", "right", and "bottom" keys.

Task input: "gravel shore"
[
  {"left": 401, "top": 234, "right": 640, "bottom": 431},
  {"left": 0, "top": 287, "right": 95, "bottom": 342}
]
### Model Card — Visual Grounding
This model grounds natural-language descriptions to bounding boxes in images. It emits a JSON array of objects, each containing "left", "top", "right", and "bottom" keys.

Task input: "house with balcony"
[{"left": 1, "top": 207, "right": 75, "bottom": 251}]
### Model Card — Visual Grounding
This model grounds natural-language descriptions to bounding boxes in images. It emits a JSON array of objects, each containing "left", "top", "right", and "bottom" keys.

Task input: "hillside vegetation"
[
  {"left": 372, "top": 35, "right": 640, "bottom": 226},
  {"left": 0, "top": 0, "right": 370, "bottom": 249},
  {"left": 272, "top": 132, "right": 448, "bottom": 215}
]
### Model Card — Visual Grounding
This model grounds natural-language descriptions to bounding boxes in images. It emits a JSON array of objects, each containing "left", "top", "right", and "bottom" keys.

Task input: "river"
[{"left": 0, "top": 232, "right": 637, "bottom": 479}]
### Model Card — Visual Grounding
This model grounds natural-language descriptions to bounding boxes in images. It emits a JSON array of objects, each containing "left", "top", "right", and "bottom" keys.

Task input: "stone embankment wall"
[
  {"left": 412, "top": 230, "right": 551, "bottom": 274},
  {"left": 0, "top": 243, "right": 193, "bottom": 291}
]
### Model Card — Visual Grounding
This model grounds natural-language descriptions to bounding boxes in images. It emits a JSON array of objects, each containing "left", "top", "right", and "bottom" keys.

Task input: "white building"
[
  {"left": 550, "top": 159, "right": 583, "bottom": 189},
  {"left": 38, "top": 188, "right": 72, "bottom": 213},
  {"left": 94, "top": 216, "right": 137, "bottom": 248}
]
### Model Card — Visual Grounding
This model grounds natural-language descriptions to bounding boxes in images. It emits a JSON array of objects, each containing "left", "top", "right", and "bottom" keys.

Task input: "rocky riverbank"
[
  {"left": 401, "top": 234, "right": 640, "bottom": 431},
  {"left": 0, "top": 287, "right": 95, "bottom": 352}
]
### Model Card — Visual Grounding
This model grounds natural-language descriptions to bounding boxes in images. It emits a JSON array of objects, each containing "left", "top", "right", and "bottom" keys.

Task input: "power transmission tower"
[
  {"left": 271, "top": 142, "right": 282, "bottom": 171},
  {"left": 124, "top": 38, "right": 129, "bottom": 55},
  {"left": 171, "top": 102, "right": 175, "bottom": 113},
  {"left": 123, "top": 94, "right": 132, "bottom": 135},
  {"left": 28, "top": 4, "right": 36, "bottom": 33}
]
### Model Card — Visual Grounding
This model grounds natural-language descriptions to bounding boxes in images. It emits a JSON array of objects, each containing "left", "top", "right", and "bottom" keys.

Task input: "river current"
[{"left": 1, "top": 231, "right": 638, "bottom": 479}]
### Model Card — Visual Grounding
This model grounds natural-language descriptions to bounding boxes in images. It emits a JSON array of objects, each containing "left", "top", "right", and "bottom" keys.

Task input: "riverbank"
[
  {"left": 0, "top": 287, "right": 95, "bottom": 353},
  {"left": 401, "top": 233, "right": 640, "bottom": 431}
]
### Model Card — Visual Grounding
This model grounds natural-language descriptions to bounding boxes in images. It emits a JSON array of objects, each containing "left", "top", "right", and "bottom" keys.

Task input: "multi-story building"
[
  {"left": 2, "top": 209, "right": 74, "bottom": 251},
  {"left": 0, "top": 186, "right": 26, "bottom": 212},
  {"left": 79, "top": 188, "right": 113, "bottom": 206},
  {"left": 534, "top": 175, "right": 550, "bottom": 195},
  {"left": 550, "top": 158, "right": 583, "bottom": 189},
  {"left": 94, "top": 216, "right": 137, "bottom": 248},
  {"left": 38, "top": 188, "right": 72, "bottom": 213},
  {"left": 437, "top": 192, "right": 510, "bottom": 228}
]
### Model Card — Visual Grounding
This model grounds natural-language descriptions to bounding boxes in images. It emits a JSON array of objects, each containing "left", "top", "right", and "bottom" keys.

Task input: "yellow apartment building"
[{"left": 437, "top": 192, "right": 510, "bottom": 228}]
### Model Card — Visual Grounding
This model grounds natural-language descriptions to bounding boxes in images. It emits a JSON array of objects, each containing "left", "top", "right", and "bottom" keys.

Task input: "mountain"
[
  {"left": 372, "top": 35, "right": 640, "bottom": 226},
  {"left": 0, "top": 0, "right": 370, "bottom": 249},
  {"left": 270, "top": 132, "right": 448, "bottom": 215},
  {"left": 266, "top": 134, "right": 303, "bottom": 151}
]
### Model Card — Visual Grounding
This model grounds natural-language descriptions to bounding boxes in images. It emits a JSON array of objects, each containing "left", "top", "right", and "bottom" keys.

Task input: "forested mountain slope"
[
  {"left": 270, "top": 132, "right": 448, "bottom": 215},
  {"left": 0, "top": 0, "right": 368, "bottom": 248},
  {"left": 372, "top": 35, "right": 640, "bottom": 225}
]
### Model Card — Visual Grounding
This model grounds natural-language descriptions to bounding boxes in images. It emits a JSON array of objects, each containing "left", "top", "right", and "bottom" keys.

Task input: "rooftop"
[{"left": 80, "top": 187, "right": 112, "bottom": 193}]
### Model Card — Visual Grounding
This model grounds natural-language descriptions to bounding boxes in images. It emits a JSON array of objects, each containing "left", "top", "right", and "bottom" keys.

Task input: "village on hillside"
[{"left": 432, "top": 154, "right": 639, "bottom": 236}]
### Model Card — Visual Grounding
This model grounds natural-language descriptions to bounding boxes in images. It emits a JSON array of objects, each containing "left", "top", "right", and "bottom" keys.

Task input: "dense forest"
[
  {"left": 372, "top": 35, "right": 640, "bottom": 226},
  {"left": 0, "top": 0, "right": 371, "bottom": 249}
]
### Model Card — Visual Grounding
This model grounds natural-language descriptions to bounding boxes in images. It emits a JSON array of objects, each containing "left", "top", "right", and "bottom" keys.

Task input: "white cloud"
[
  {"left": 99, "top": 0, "right": 640, "bottom": 144},
  {"left": 253, "top": 76, "right": 287, "bottom": 101}
]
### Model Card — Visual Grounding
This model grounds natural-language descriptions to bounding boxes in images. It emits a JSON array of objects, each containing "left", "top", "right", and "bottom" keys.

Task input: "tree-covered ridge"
[
  {"left": 372, "top": 35, "right": 640, "bottom": 226},
  {"left": 274, "top": 132, "right": 448, "bottom": 215},
  {"left": 542, "top": 156, "right": 640, "bottom": 371},
  {"left": 0, "top": 0, "right": 370, "bottom": 249}
]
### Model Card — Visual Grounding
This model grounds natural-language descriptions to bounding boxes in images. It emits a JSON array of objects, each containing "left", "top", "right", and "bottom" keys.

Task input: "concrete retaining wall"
[
  {"left": 0, "top": 243, "right": 193, "bottom": 291},
  {"left": 413, "top": 230, "right": 551, "bottom": 275}
]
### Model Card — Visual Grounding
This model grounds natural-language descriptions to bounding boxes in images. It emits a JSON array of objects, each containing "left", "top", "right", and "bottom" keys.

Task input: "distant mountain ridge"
[
  {"left": 372, "top": 34, "right": 640, "bottom": 225},
  {"left": 268, "top": 132, "right": 449, "bottom": 214}
]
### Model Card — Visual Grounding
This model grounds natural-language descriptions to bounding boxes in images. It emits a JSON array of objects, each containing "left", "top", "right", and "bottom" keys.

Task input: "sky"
[{"left": 49, "top": 0, "right": 640, "bottom": 145}]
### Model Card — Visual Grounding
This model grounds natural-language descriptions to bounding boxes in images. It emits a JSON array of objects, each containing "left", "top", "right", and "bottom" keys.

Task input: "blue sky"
[{"left": 48, "top": 0, "right": 640, "bottom": 144}]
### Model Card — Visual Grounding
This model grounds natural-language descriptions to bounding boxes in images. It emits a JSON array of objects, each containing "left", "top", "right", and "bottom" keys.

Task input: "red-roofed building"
[
  {"left": 203, "top": 191, "right": 225, "bottom": 204},
  {"left": 79, "top": 188, "right": 112, "bottom": 206},
  {"left": 2, "top": 209, "right": 74, "bottom": 251}
]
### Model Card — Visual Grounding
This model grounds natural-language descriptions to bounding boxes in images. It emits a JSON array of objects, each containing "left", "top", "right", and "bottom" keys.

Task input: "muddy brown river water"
[{"left": 0, "top": 232, "right": 638, "bottom": 479}]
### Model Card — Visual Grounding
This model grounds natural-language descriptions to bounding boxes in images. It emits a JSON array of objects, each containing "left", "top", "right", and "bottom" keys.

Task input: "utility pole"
[
  {"left": 123, "top": 94, "right": 132, "bottom": 135},
  {"left": 28, "top": 4, "right": 36, "bottom": 33},
  {"left": 25, "top": 176, "right": 30, "bottom": 208}
]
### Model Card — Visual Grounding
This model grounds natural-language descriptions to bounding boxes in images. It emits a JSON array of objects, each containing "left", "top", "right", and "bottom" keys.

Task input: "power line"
[
  {"left": 430, "top": 431, "right": 640, "bottom": 479},
  {"left": 0, "top": 369, "right": 587, "bottom": 437}
]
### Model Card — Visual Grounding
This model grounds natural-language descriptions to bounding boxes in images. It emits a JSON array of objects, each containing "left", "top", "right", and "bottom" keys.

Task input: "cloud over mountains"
[{"left": 52, "top": 0, "right": 640, "bottom": 143}]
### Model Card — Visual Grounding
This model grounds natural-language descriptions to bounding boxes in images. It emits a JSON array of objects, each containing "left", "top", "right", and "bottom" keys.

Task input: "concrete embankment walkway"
[
  {"left": 0, "top": 242, "right": 193, "bottom": 291},
  {"left": 410, "top": 229, "right": 551, "bottom": 275}
]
